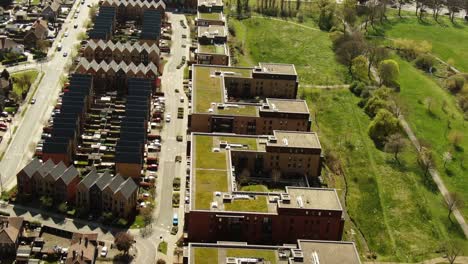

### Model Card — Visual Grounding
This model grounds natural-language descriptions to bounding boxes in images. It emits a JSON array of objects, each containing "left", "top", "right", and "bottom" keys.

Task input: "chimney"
[{"left": 85, "top": 237, "right": 88, "bottom": 247}]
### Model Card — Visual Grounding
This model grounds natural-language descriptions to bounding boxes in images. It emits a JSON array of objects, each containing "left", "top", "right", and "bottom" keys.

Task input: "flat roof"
[
  {"left": 268, "top": 131, "right": 321, "bottom": 149},
  {"left": 297, "top": 240, "right": 361, "bottom": 264},
  {"left": 192, "top": 65, "right": 305, "bottom": 116},
  {"left": 198, "top": 25, "right": 226, "bottom": 38},
  {"left": 198, "top": 43, "right": 227, "bottom": 55},
  {"left": 263, "top": 98, "right": 309, "bottom": 114},
  {"left": 279, "top": 187, "right": 342, "bottom": 211},
  {"left": 198, "top": 0, "right": 223, "bottom": 6},
  {"left": 188, "top": 240, "right": 361, "bottom": 264},
  {"left": 192, "top": 133, "right": 330, "bottom": 213},
  {"left": 258, "top": 62, "right": 297, "bottom": 75},
  {"left": 198, "top": 12, "right": 223, "bottom": 21}
]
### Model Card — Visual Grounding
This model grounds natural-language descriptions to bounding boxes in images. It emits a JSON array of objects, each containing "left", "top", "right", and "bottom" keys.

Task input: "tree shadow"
[
  {"left": 113, "top": 254, "right": 134, "bottom": 264},
  {"left": 385, "top": 158, "right": 409, "bottom": 172}
]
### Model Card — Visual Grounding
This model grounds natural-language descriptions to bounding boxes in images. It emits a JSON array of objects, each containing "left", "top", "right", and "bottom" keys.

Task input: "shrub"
[
  {"left": 378, "top": 60, "right": 400, "bottom": 88},
  {"left": 393, "top": 38, "right": 432, "bottom": 60},
  {"left": 368, "top": 109, "right": 401, "bottom": 145},
  {"left": 446, "top": 75, "right": 465, "bottom": 94},
  {"left": 414, "top": 54, "right": 435, "bottom": 72},
  {"left": 364, "top": 96, "right": 389, "bottom": 117}
]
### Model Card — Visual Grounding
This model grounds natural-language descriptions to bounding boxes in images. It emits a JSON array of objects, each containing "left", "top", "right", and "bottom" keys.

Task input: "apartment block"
[
  {"left": 185, "top": 132, "right": 344, "bottom": 244},
  {"left": 17, "top": 159, "right": 80, "bottom": 204},
  {"left": 76, "top": 169, "right": 138, "bottom": 219},
  {"left": 195, "top": 25, "right": 229, "bottom": 66},
  {"left": 82, "top": 40, "right": 161, "bottom": 69},
  {"left": 196, "top": 11, "right": 225, "bottom": 26},
  {"left": 189, "top": 64, "right": 309, "bottom": 135},
  {"left": 66, "top": 233, "right": 98, "bottom": 264},
  {"left": 186, "top": 240, "right": 361, "bottom": 264},
  {"left": 101, "top": 0, "right": 165, "bottom": 22},
  {"left": 198, "top": 0, "right": 223, "bottom": 12},
  {"left": 88, "top": 6, "right": 117, "bottom": 41}
]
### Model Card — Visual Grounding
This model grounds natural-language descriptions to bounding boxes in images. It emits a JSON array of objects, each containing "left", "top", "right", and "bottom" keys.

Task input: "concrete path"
[{"left": 399, "top": 116, "right": 468, "bottom": 238}]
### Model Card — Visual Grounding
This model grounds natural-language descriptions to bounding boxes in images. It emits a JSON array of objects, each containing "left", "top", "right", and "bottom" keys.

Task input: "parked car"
[
  {"left": 63, "top": 52, "right": 68, "bottom": 57},
  {"left": 30, "top": 99, "right": 36, "bottom": 104},
  {"left": 148, "top": 164, "right": 158, "bottom": 171},
  {"left": 64, "top": 31, "right": 69, "bottom": 37}
]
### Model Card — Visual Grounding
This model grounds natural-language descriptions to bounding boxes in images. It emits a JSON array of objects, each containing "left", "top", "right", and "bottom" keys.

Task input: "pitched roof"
[
  {"left": 95, "top": 171, "right": 112, "bottom": 190},
  {"left": 0, "top": 36, "right": 21, "bottom": 50},
  {"left": 0, "top": 216, "right": 24, "bottom": 245},
  {"left": 86, "top": 39, "right": 160, "bottom": 55},
  {"left": 60, "top": 166, "right": 79, "bottom": 184},
  {"left": 77, "top": 59, "right": 158, "bottom": 76},
  {"left": 21, "top": 158, "right": 42, "bottom": 178},
  {"left": 79, "top": 168, "right": 99, "bottom": 189},
  {"left": 48, "top": 161, "right": 67, "bottom": 180},
  {"left": 31, "top": 19, "right": 48, "bottom": 39},
  {"left": 115, "top": 177, "right": 138, "bottom": 199},
  {"left": 36, "top": 159, "right": 55, "bottom": 177},
  {"left": 102, "top": 0, "right": 166, "bottom": 10},
  {"left": 106, "top": 174, "right": 125, "bottom": 193}
]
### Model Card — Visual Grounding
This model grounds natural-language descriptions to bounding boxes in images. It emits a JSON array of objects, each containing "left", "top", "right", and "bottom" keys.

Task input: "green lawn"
[
  {"left": 218, "top": 136, "right": 258, "bottom": 150},
  {"left": 195, "top": 169, "right": 228, "bottom": 210},
  {"left": 371, "top": 16, "right": 468, "bottom": 72},
  {"left": 230, "top": 17, "right": 348, "bottom": 85},
  {"left": 130, "top": 215, "right": 144, "bottom": 229},
  {"left": 195, "top": 135, "right": 226, "bottom": 169},
  {"left": 198, "top": 12, "right": 222, "bottom": 20},
  {"left": 11, "top": 70, "right": 39, "bottom": 98},
  {"left": 240, "top": 184, "right": 269, "bottom": 192},
  {"left": 395, "top": 56, "right": 468, "bottom": 217},
  {"left": 157, "top": 241, "right": 167, "bottom": 255},
  {"left": 224, "top": 196, "right": 268, "bottom": 212},
  {"left": 304, "top": 88, "right": 467, "bottom": 261},
  {"left": 194, "top": 248, "right": 218, "bottom": 263}
]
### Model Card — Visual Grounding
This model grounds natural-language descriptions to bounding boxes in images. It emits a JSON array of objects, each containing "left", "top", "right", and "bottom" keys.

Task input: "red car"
[{"left": 147, "top": 164, "right": 158, "bottom": 171}]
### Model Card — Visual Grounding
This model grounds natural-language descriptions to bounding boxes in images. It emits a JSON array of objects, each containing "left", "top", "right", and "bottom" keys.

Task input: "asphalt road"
[{"left": 0, "top": 0, "right": 98, "bottom": 191}]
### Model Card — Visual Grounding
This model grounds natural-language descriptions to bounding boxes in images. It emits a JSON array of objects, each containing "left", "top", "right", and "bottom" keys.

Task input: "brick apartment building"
[
  {"left": 195, "top": 25, "right": 229, "bottom": 66},
  {"left": 88, "top": 6, "right": 116, "bottom": 41},
  {"left": 197, "top": 0, "right": 223, "bottom": 12},
  {"left": 196, "top": 11, "right": 225, "bottom": 26},
  {"left": 185, "top": 132, "right": 344, "bottom": 244},
  {"left": 101, "top": 0, "right": 165, "bottom": 23},
  {"left": 82, "top": 40, "right": 161, "bottom": 71},
  {"left": 189, "top": 64, "right": 310, "bottom": 134},
  {"left": 186, "top": 239, "right": 361, "bottom": 264},
  {"left": 0, "top": 216, "right": 24, "bottom": 256},
  {"left": 75, "top": 59, "right": 158, "bottom": 94},
  {"left": 17, "top": 159, "right": 80, "bottom": 204},
  {"left": 76, "top": 169, "right": 138, "bottom": 219}
]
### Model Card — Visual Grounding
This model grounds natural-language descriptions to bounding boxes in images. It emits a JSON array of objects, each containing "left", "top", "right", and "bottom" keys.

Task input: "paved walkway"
[{"left": 399, "top": 116, "right": 468, "bottom": 238}]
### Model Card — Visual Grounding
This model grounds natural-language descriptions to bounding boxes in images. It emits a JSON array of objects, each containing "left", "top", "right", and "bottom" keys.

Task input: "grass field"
[
  {"left": 230, "top": 17, "right": 348, "bottom": 85},
  {"left": 304, "top": 88, "right": 467, "bottom": 261},
  {"left": 371, "top": 16, "right": 468, "bottom": 72},
  {"left": 11, "top": 70, "right": 39, "bottom": 98},
  {"left": 395, "top": 56, "right": 468, "bottom": 217},
  {"left": 224, "top": 196, "right": 268, "bottom": 212}
]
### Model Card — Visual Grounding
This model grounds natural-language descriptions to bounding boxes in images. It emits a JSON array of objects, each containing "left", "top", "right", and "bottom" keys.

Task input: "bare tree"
[
  {"left": 384, "top": 133, "right": 407, "bottom": 164},
  {"left": 114, "top": 232, "right": 134, "bottom": 256},
  {"left": 444, "top": 240, "right": 463, "bottom": 264},
  {"left": 446, "top": 0, "right": 463, "bottom": 22},
  {"left": 446, "top": 192, "right": 464, "bottom": 223},
  {"left": 174, "top": 248, "right": 183, "bottom": 263},
  {"left": 443, "top": 151, "right": 452, "bottom": 169},
  {"left": 417, "top": 146, "right": 434, "bottom": 178}
]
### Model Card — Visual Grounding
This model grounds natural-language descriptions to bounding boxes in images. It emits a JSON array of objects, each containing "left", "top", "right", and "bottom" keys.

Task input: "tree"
[
  {"left": 384, "top": 133, "right": 407, "bottom": 163},
  {"left": 174, "top": 248, "right": 183, "bottom": 263},
  {"left": 446, "top": 192, "right": 464, "bottom": 223},
  {"left": 238, "top": 168, "right": 250, "bottom": 185},
  {"left": 1, "top": 69, "right": 10, "bottom": 79},
  {"left": 417, "top": 146, "right": 434, "bottom": 178},
  {"left": 446, "top": 74, "right": 465, "bottom": 94},
  {"left": 446, "top": 0, "right": 464, "bottom": 22},
  {"left": 444, "top": 240, "right": 463, "bottom": 264},
  {"left": 58, "top": 202, "right": 68, "bottom": 213},
  {"left": 351, "top": 55, "right": 368, "bottom": 81},
  {"left": 157, "top": 259, "right": 166, "bottom": 264},
  {"left": 414, "top": 54, "right": 435, "bottom": 73},
  {"left": 368, "top": 109, "right": 401, "bottom": 145},
  {"left": 443, "top": 151, "right": 452, "bottom": 168},
  {"left": 367, "top": 44, "right": 389, "bottom": 80},
  {"left": 318, "top": 0, "right": 336, "bottom": 31},
  {"left": 340, "top": 0, "right": 357, "bottom": 32},
  {"left": 336, "top": 37, "right": 367, "bottom": 74},
  {"left": 40, "top": 196, "right": 53, "bottom": 208},
  {"left": 378, "top": 60, "right": 399, "bottom": 87},
  {"left": 396, "top": 0, "right": 411, "bottom": 17},
  {"left": 36, "top": 40, "right": 49, "bottom": 52},
  {"left": 114, "top": 232, "right": 134, "bottom": 256},
  {"left": 140, "top": 206, "right": 153, "bottom": 227}
]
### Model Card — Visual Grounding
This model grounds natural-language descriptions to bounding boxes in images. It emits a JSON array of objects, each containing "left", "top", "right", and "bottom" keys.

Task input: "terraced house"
[
  {"left": 75, "top": 59, "right": 158, "bottom": 94},
  {"left": 82, "top": 40, "right": 161, "bottom": 72},
  {"left": 101, "top": 0, "right": 166, "bottom": 22},
  {"left": 189, "top": 64, "right": 310, "bottom": 134},
  {"left": 17, "top": 159, "right": 80, "bottom": 204},
  {"left": 197, "top": 0, "right": 223, "bottom": 12},
  {"left": 185, "top": 132, "right": 344, "bottom": 244},
  {"left": 0, "top": 216, "right": 24, "bottom": 256},
  {"left": 186, "top": 240, "right": 361, "bottom": 264},
  {"left": 76, "top": 169, "right": 138, "bottom": 219}
]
